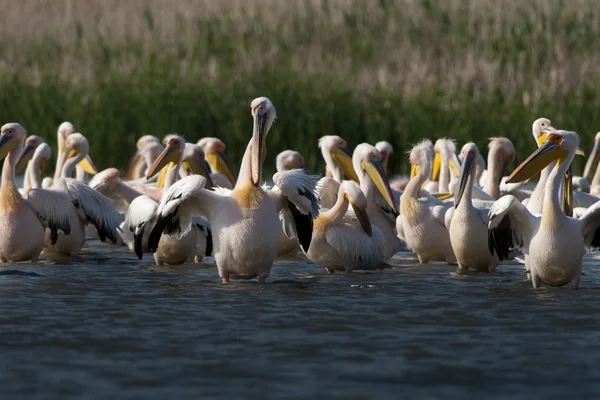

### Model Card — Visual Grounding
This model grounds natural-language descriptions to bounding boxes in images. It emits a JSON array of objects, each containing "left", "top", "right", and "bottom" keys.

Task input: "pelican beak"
[
  {"left": 251, "top": 112, "right": 269, "bottom": 186},
  {"left": 448, "top": 155, "right": 461, "bottom": 178},
  {"left": 433, "top": 192, "right": 454, "bottom": 200},
  {"left": 410, "top": 162, "right": 420, "bottom": 179},
  {"left": 79, "top": 155, "right": 98, "bottom": 175},
  {"left": 563, "top": 165, "right": 574, "bottom": 217},
  {"left": 507, "top": 135, "right": 567, "bottom": 184},
  {"left": 124, "top": 151, "right": 145, "bottom": 181},
  {"left": 349, "top": 199, "right": 372, "bottom": 236},
  {"left": 431, "top": 152, "right": 441, "bottom": 181},
  {"left": 455, "top": 154, "right": 475, "bottom": 208},
  {"left": 382, "top": 156, "right": 389, "bottom": 174},
  {"left": 331, "top": 147, "right": 359, "bottom": 182},
  {"left": 182, "top": 155, "right": 215, "bottom": 189},
  {"left": 206, "top": 151, "right": 236, "bottom": 186},
  {"left": 576, "top": 148, "right": 585, "bottom": 156},
  {"left": 146, "top": 142, "right": 181, "bottom": 180},
  {"left": 361, "top": 159, "right": 397, "bottom": 214},
  {"left": 15, "top": 143, "right": 37, "bottom": 173},
  {"left": 0, "top": 134, "right": 16, "bottom": 160}
]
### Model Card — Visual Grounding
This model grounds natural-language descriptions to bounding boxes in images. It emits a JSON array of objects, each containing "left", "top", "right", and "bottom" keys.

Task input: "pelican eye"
[{"left": 547, "top": 134, "right": 562, "bottom": 144}]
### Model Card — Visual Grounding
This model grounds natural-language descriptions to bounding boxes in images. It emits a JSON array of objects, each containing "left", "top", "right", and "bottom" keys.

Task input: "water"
[{"left": 2, "top": 242, "right": 600, "bottom": 399}]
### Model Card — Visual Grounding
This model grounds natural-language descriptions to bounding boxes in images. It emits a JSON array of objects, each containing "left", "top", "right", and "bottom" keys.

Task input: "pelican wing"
[
  {"left": 148, "top": 175, "right": 220, "bottom": 251},
  {"left": 57, "top": 178, "right": 123, "bottom": 244},
  {"left": 375, "top": 189, "right": 401, "bottom": 221},
  {"left": 325, "top": 221, "right": 384, "bottom": 266},
  {"left": 315, "top": 176, "right": 340, "bottom": 209},
  {"left": 444, "top": 207, "right": 454, "bottom": 230},
  {"left": 124, "top": 195, "right": 158, "bottom": 259},
  {"left": 25, "top": 189, "right": 72, "bottom": 245},
  {"left": 488, "top": 195, "right": 538, "bottom": 261},
  {"left": 192, "top": 216, "right": 212, "bottom": 257},
  {"left": 272, "top": 170, "right": 319, "bottom": 252},
  {"left": 574, "top": 191, "right": 600, "bottom": 209},
  {"left": 579, "top": 200, "right": 600, "bottom": 249}
]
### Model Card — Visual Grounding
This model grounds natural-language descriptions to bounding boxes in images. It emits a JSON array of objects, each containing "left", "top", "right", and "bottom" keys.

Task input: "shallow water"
[{"left": 2, "top": 242, "right": 600, "bottom": 399}]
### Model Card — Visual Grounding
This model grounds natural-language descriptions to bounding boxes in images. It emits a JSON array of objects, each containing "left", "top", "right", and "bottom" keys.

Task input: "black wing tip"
[
  {"left": 288, "top": 201, "right": 313, "bottom": 253},
  {"left": 206, "top": 228, "right": 213, "bottom": 257},
  {"left": 134, "top": 224, "right": 145, "bottom": 260}
]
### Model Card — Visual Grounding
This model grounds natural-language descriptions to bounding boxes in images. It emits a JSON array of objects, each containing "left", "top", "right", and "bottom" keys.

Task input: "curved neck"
[
  {"left": 76, "top": 165, "right": 87, "bottom": 182},
  {"left": 528, "top": 162, "right": 554, "bottom": 214},
  {"left": 592, "top": 162, "right": 600, "bottom": 187},
  {"left": 163, "top": 161, "right": 181, "bottom": 191},
  {"left": 322, "top": 150, "right": 343, "bottom": 183},
  {"left": 54, "top": 132, "right": 65, "bottom": 180},
  {"left": 2, "top": 140, "right": 22, "bottom": 188},
  {"left": 405, "top": 162, "right": 430, "bottom": 199},
  {"left": 457, "top": 163, "right": 476, "bottom": 211},
  {"left": 24, "top": 164, "right": 32, "bottom": 193},
  {"left": 358, "top": 171, "right": 377, "bottom": 205},
  {"left": 236, "top": 140, "right": 254, "bottom": 187},
  {"left": 61, "top": 153, "right": 84, "bottom": 178},
  {"left": 483, "top": 147, "right": 501, "bottom": 199},
  {"left": 28, "top": 154, "right": 44, "bottom": 190},
  {"left": 320, "top": 186, "right": 349, "bottom": 225}
]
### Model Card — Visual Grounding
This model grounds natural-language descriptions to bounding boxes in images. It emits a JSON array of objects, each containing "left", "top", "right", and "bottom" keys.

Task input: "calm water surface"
[{"left": 2, "top": 241, "right": 600, "bottom": 399}]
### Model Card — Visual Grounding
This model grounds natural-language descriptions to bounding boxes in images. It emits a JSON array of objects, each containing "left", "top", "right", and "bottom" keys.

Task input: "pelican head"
[
  {"left": 375, "top": 141, "right": 393, "bottom": 173},
  {"left": 15, "top": 135, "right": 45, "bottom": 173},
  {"left": 64, "top": 133, "right": 98, "bottom": 175},
  {"left": 276, "top": 150, "right": 305, "bottom": 172},
  {"left": 250, "top": 97, "right": 276, "bottom": 186},
  {"left": 531, "top": 118, "right": 555, "bottom": 147},
  {"left": 409, "top": 139, "right": 433, "bottom": 179},
  {"left": 508, "top": 130, "right": 579, "bottom": 184},
  {"left": 182, "top": 143, "right": 214, "bottom": 188},
  {"left": 88, "top": 167, "right": 121, "bottom": 192},
  {"left": 352, "top": 143, "right": 397, "bottom": 213},
  {"left": 0, "top": 123, "right": 27, "bottom": 160},
  {"left": 125, "top": 135, "right": 161, "bottom": 180},
  {"left": 341, "top": 180, "right": 372, "bottom": 236},
  {"left": 197, "top": 137, "right": 235, "bottom": 185},
  {"left": 488, "top": 137, "right": 515, "bottom": 186},
  {"left": 31, "top": 143, "right": 52, "bottom": 178},
  {"left": 58, "top": 122, "right": 75, "bottom": 144},
  {"left": 318, "top": 135, "right": 359, "bottom": 182},
  {"left": 455, "top": 142, "right": 478, "bottom": 207},
  {"left": 583, "top": 131, "right": 600, "bottom": 180},
  {"left": 146, "top": 135, "right": 185, "bottom": 182}
]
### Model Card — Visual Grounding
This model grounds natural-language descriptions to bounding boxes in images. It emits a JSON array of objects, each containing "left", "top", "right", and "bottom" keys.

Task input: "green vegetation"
[{"left": 1, "top": 0, "right": 600, "bottom": 175}]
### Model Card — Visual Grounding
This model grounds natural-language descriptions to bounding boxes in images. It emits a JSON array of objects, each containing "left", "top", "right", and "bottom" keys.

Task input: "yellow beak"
[
  {"left": 331, "top": 147, "right": 359, "bottom": 183},
  {"left": 410, "top": 162, "right": 420, "bottom": 180},
  {"left": 146, "top": 143, "right": 181, "bottom": 181},
  {"left": 361, "top": 159, "right": 398, "bottom": 214},
  {"left": 182, "top": 156, "right": 215, "bottom": 188},
  {"left": 206, "top": 152, "right": 235, "bottom": 186},
  {"left": 507, "top": 139, "right": 568, "bottom": 184},
  {"left": 563, "top": 165, "right": 573, "bottom": 217},
  {"left": 79, "top": 155, "right": 98, "bottom": 175},
  {"left": 431, "top": 152, "right": 441, "bottom": 181}
]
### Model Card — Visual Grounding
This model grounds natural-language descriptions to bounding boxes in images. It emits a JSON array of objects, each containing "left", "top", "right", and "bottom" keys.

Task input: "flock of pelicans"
[{"left": 2, "top": 97, "right": 600, "bottom": 289}]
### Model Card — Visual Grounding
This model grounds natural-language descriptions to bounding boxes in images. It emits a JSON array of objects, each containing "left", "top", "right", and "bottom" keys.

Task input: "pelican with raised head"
[
  {"left": 446, "top": 143, "right": 500, "bottom": 272},
  {"left": 147, "top": 97, "right": 319, "bottom": 283},
  {"left": 0, "top": 123, "right": 73, "bottom": 262},
  {"left": 398, "top": 140, "right": 456, "bottom": 264},
  {"left": 307, "top": 180, "right": 385, "bottom": 272},
  {"left": 488, "top": 130, "right": 600, "bottom": 288}
]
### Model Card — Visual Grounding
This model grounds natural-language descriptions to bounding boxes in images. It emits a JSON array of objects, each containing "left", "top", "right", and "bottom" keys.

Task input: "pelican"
[
  {"left": 375, "top": 141, "right": 393, "bottom": 174},
  {"left": 424, "top": 139, "right": 460, "bottom": 194},
  {"left": 197, "top": 137, "right": 236, "bottom": 188},
  {"left": 0, "top": 123, "right": 73, "bottom": 262},
  {"left": 307, "top": 180, "right": 385, "bottom": 272},
  {"left": 488, "top": 130, "right": 600, "bottom": 288},
  {"left": 352, "top": 143, "right": 402, "bottom": 259},
  {"left": 275, "top": 150, "right": 307, "bottom": 257},
  {"left": 125, "top": 135, "right": 161, "bottom": 180},
  {"left": 584, "top": 132, "right": 600, "bottom": 196},
  {"left": 398, "top": 140, "right": 456, "bottom": 264},
  {"left": 88, "top": 168, "right": 144, "bottom": 213},
  {"left": 316, "top": 135, "right": 359, "bottom": 208},
  {"left": 445, "top": 143, "right": 499, "bottom": 272},
  {"left": 481, "top": 138, "right": 515, "bottom": 199},
  {"left": 124, "top": 136, "right": 213, "bottom": 265},
  {"left": 147, "top": 97, "right": 319, "bottom": 283}
]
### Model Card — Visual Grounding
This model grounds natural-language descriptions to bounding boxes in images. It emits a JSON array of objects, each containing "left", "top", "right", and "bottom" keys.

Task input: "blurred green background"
[{"left": 2, "top": 0, "right": 599, "bottom": 176}]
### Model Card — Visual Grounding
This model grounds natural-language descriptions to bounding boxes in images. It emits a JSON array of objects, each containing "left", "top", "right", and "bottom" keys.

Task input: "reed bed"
[{"left": 1, "top": 0, "right": 599, "bottom": 174}]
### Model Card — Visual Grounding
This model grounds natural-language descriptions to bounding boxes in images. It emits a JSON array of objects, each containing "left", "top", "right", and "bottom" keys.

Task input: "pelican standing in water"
[
  {"left": 489, "top": 130, "right": 600, "bottom": 288},
  {"left": 147, "top": 97, "right": 319, "bottom": 283},
  {"left": 0, "top": 123, "right": 73, "bottom": 262},
  {"left": 307, "top": 180, "right": 385, "bottom": 273},
  {"left": 124, "top": 136, "right": 213, "bottom": 265},
  {"left": 398, "top": 140, "right": 456, "bottom": 264},
  {"left": 446, "top": 143, "right": 500, "bottom": 272}
]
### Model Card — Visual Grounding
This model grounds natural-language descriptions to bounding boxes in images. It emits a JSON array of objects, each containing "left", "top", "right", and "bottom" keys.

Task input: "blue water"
[{"left": 2, "top": 242, "right": 600, "bottom": 399}]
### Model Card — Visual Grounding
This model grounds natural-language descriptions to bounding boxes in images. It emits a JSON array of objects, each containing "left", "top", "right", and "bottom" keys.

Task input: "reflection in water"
[{"left": 1, "top": 241, "right": 600, "bottom": 398}]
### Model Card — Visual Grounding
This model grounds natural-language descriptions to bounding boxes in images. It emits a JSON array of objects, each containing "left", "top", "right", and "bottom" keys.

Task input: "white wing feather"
[
  {"left": 25, "top": 188, "right": 72, "bottom": 239},
  {"left": 579, "top": 200, "right": 600, "bottom": 248},
  {"left": 324, "top": 221, "right": 385, "bottom": 268},
  {"left": 272, "top": 170, "right": 319, "bottom": 217},
  {"left": 488, "top": 195, "right": 538, "bottom": 258}
]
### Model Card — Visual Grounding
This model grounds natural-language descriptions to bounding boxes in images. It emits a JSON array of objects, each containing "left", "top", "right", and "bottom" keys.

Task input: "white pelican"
[
  {"left": 89, "top": 168, "right": 144, "bottom": 213},
  {"left": 0, "top": 123, "right": 73, "bottom": 262},
  {"left": 445, "top": 143, "right": 499, "bottom": 272},
  {"left": 352, "top": 143, "right": 402, "bottom": 259},
  {"left": 125, "top": 135, "right": 161, "bottom": 180},
  {"left": 488, "top": 130, "right": 600, "bottom": 288},
  {"left": 398, "top": 140, "right": 456, "bottom": 264},
  {"left": 307, "top": 180, "right": 384, "bottom": 272},
  {"left": 124, "top": 136, "right": 212, "bottom": 265},
  {"left": 197, "top": 137, "right": 236, "bottom": 188},
  {"left": 584, "top": 132, "right": 600, "bottom": 196},
  {"left": 481, "top": 138, "right": 515, "bottom": 199},
  {"left": 147, "top": 97, "right": 319, "bottom": 283},
  {"left": 275, "top": 150, "right": 307, "bottom": 257},
  {"left": 316, "top": 135, "right": 360, "bottom": 209},
  {"left": 375, "top": 141, "right": 393, "bottom": 174},
  {"left": 424, "top": 139, "right": 460, "bottom": 194}
]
